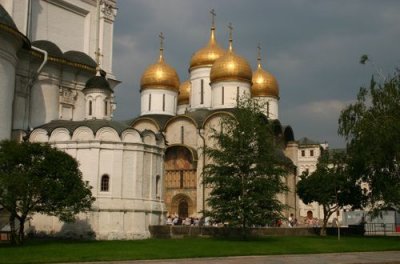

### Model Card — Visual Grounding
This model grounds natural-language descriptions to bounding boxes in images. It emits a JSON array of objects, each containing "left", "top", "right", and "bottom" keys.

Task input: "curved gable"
[
  {"left": 96, "top": 127, "right": 120, "bottom": 142},
  {"left": 29, "top": 129, "right": 49, "bottom": 143},
  {"left": 49, "top": 128, "right": 71, "bottom": 142},
  {"left": 72, "top": 126, "right": 94, "bottom": 141}
]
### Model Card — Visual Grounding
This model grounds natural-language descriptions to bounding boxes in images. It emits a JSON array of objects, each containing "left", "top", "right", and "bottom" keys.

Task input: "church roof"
[
  {"left": 0, "top": 4, "right": 17, "bottom": 29},
  {"left": 64, "top": 50, "right": 97, "bottom": 68},
  {"left": 34, "top": 119, "right": 131, "bottom": 136},
  {"left": 297, "top": 137, "right": 320, "bottom": 146},
  {"left": 32, "top": 40, "right": 63, "bottom": 58},
  {"left": 0, "top": 4, "right": 30, "bottom": 48},
  {"left": 84, "top": 75, "right": 113, "bottom": 93}
]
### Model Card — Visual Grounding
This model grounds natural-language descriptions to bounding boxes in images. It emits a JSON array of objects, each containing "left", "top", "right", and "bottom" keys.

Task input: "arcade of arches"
[{"left": 164, "top": 146, "right": 197, "bottom": 217}]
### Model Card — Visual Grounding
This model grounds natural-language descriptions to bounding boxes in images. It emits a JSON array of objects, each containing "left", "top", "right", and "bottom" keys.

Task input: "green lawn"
[{"left": 0, "top": 236, "right": 400, "bottom": 263}]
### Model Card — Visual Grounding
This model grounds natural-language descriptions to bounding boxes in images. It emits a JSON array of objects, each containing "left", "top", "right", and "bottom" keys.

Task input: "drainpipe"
[
  {"left": 198, "top": 128, "right": 206, "bottom": 216},
  {"left": 26, "top": 0, "right": 32, "bottom": 39},
  {"left": 26, "top": 46, "right": 48, "bottom": 129}
]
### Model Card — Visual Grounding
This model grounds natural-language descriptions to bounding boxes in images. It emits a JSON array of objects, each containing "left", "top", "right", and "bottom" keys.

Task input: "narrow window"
[
  {"left": 236, "top": 86, "right": 240, "bottom": 102},
  {"left": 89, "top": 101, "right": 92, "bottom": 116},
  {"left": 156, "top": 175, "right": 160, "bottom": 198},
  {"left": 105, "top": 101, "right": 108, "bottom": 115},
  {"left": 310, "top": 149, "right": 314, "bottom": 156},
  {"left": 200, "top": 79, "right": 204, "bottom": 104},
  {"left": 267, "top": 101, "right": 270, "bottom": 118},
  {"left": 148, "top": 94, "right": 152, "bottom": 111},
  {"left": 222, "top": 86, "right": 224, "bottom": 105},
  {"left": 162, "top": 94, "right": 165, "bottom": 111},
  {"left": 100, "top": 174, "right": 110, "bottom": 192},
  {"left": 180, "top": 126, "right": 184, "bottom": 144},
  {"left": 301, "top": 150, "right": 305, "bottom": 157},
  {"left": 180, "top": 171, "right": 184, "bottom": 189}
]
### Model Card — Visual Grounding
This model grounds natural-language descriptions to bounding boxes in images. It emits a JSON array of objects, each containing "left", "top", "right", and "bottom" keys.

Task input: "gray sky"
[{"left": 112, "top": 0, "right": 400, "bottom": 148}]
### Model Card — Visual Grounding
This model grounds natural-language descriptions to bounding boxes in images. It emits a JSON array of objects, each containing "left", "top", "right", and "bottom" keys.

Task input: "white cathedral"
[{"left": 0, "top": 0, "right": 327, "bottom": 239}]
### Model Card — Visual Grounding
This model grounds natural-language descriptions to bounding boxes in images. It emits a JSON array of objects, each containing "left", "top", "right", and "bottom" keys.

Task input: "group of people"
[{"left": 166, "top": 215, "right": 201, "bottom": 226}]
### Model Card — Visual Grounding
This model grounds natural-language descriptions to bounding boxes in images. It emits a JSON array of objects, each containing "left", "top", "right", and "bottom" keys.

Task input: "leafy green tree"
[
  {"left": 338, "top": 69, "right": 400, "bottom": 212},
  {"left": 203, "top": 98, "right": 291, "bottom": 234},
  {"left": 0, "top": 140, "right": 94, "bottom": 244},
  {"left": 297, "top": 150, "right": 364, "bottom": 235}
]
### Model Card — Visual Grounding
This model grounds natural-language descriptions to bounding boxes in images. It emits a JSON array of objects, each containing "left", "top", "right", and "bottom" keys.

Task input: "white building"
[
  {"left": 0, "top": 0, "right": 165, "bottom": 239},
  {"left": 0, "top": 1, "right": 328, "bottom": 239}
]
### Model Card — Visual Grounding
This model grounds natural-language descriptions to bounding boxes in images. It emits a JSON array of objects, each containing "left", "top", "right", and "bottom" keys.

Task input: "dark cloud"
[{"left": 112, "top": 0, "right": 400, "bottom": 148}]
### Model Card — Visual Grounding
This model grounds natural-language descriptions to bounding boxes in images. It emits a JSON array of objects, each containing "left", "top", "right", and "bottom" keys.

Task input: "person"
[
  {"left": 332, "top": 217, "right": 338, "bottom": 227},
  {"left": 288, "top": 213, "right": 294, "bottom": 227},
  {"left": 166, "top": 215, "right": 172, "bottom": 225}
]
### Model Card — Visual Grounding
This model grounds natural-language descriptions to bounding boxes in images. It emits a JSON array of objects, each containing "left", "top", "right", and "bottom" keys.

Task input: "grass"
[{"left": 0, "top": 236, "right": 400, "bottom": 263}]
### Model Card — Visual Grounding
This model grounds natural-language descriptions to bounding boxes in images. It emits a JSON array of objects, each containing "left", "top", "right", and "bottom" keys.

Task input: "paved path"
[{"left": 67, "top": 251, "right": 400, "bottom": 264}]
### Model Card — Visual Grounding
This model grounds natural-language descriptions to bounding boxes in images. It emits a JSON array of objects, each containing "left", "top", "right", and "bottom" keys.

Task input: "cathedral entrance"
[
  {"left": 164, "top": 145, "right": 197, "bottom": 217},
  {"left": 171, "top": 194, "right": 192, "bottom": 218},
  {"left": 178, "top": 199, "right": 189, "bottom": 218}
]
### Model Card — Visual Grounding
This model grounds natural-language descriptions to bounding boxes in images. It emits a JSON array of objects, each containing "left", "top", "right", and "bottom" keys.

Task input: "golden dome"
[
  {"left": 210, "top": 37, "right": 252, "bottom": 84},
  {"left": 178, "top": 80, "right": 191, "bottom": 105},
  {"left": 140, "top": 36, "right": 180, "bottom": 92},
  {"left": 251, "top": 51, "right": 279, "bottom": 98},
  {"left": 189, "top": 27, "right": 225, "bottom": 70}
]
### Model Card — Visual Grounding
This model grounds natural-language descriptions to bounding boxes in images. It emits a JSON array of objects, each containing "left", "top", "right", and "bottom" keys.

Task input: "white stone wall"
[
  {"left": 254, "top": 96, "right": 279, "bottom": 120},
  {"left": 28, "top": 125, "right": 166, "bottom": 239},
  {"left": 7, "top": 0, "right": 116, "bottom": 75},
  {"left": 211, "top": 81, "right": 251, "bottom": 109},
  {"left": 84, "top": 89, "right": 112, "bottom": 120},
  {"left": 0, "top": 30, "right": 20, "bottom": 140},
  {"left": 189, "top": 67, "right": 212, "bottom": 110},
  {"left": 140, "top": 89, "right": 178, "bottom": 116}
]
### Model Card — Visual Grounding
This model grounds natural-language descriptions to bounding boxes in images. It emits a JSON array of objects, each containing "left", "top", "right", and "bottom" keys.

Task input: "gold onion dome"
[
  {"left": 140, "top": 33, "right": 180, "bottom": 92},
  {"left": 210, "top": 25, "right": 252, "bottom": 84},
  {"left": 178, "top": 80, "right": 191, "bottom": 105},
  {"left": 251, "top": 47, "right": 279, "bottom": 98},
  {"left": 189, "top": 26, "right": 225, "bottom": 70}
]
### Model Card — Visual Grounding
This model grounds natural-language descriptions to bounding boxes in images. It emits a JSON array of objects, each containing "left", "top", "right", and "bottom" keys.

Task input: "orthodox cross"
[
  {"left": 257, "top": 43, "right": 262, "bottom": 66},
  {"left": 159, "top": 32, "right": 164, "bottom": 50},
  {"left": 210, "top": 9, "right": 216, "bottom": 27},
  {"left": 228, "top": 22, "right": 233, "bottom": 40}
]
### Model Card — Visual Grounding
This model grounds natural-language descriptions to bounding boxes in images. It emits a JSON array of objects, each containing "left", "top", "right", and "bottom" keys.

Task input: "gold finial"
[
  {"left": 257, "top": 43, "right": 262, "bottom": 69},
  {"left": 159, "top": 32, "right": 164, "bottom": 61},
  {"left": 228, "top": 22, "right": 233, "bottom": 51},
  {"left": 210, "top": 9, "right": 216, "bottom": 29}
]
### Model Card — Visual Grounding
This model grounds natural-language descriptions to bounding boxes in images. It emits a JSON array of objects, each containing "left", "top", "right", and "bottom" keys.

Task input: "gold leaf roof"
[
  {"left": 178, "top": 80, "right": 191, "bottom": 105},
  {"left": 210, "top": 38, "right": 252, "bottom": 84},
  {"left": 251, "top": 52, "right": 279, "bottom": 98},
  {"left": 140, "top": 38, "right": 180, "bottom": 92},
  {"left": 189, "top": 27, "right": 225, "bottom": 70}
]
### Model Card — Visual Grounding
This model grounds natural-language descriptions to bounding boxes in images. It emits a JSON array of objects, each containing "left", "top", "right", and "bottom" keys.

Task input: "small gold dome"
[
  {"left": 251, "top": 54, "right": 279, "bottom": 98},
  {"left": 178, "top": 80, "right": 191, "bottom": 105},
  {"left": 210, "top": 40, "right": 252, "bottom": 84},
  {"left": 140, "top": 42, "right": 180, "bottom": 92},
  {"left": 189, "top": 27, "right": 225, "bottom": 70}
]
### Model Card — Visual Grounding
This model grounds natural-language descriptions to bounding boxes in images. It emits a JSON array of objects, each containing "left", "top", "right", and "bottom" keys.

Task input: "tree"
[
  {"left": 203, "top": 98, "right": 291, "bottom": 235},
  {"left": 0, "top": 140, "right": 94, "bottom": 244},
  {"left": 297, "top": 150, "right": 364, "bottom": 235},
  {"left": 338, "top": 69, "right": 400, "bottom": 212}
]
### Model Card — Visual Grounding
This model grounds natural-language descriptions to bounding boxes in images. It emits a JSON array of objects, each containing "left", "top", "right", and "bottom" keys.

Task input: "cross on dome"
[
  {"left": 257, "top": 43, "right": 262, "bottom": 68},
  {"left": 210, "top": 9, "right": 216, "bottom": 28},
  {"left": 159, "top": 32, "right": 164, "bottom": 61},
  {"left": 228, "top": 22, "right": 233, "bottom": 51}
]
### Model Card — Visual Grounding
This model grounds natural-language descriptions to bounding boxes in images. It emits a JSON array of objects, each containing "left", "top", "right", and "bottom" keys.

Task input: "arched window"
[
  {"left": 89, "top": 101, "right": 93, "bottom": 116},
  {"left": 100, "top": 174, "right": 110, "bottom": 192},
  {"left": 105, "top": 101, "right": 108, "bottom": 115}
]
